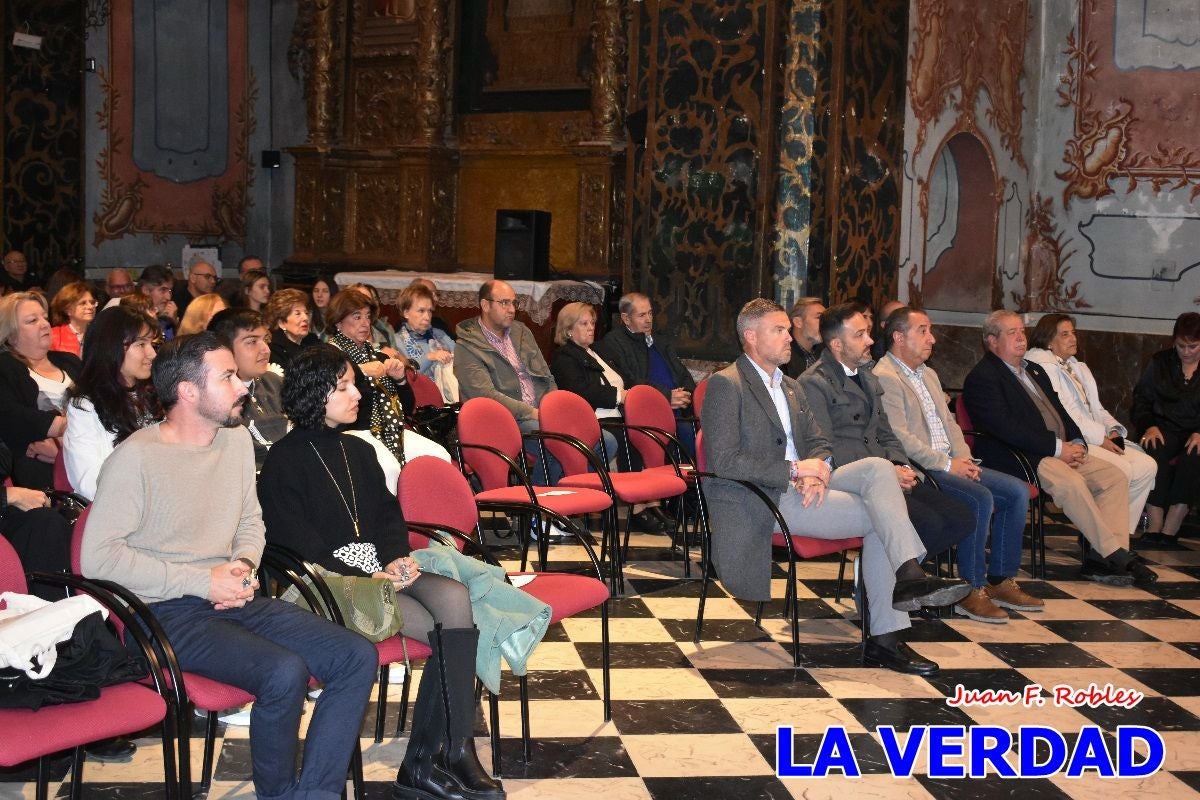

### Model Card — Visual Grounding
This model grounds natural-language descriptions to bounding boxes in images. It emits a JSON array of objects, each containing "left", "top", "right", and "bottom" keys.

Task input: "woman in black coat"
[
  {"left": 258, "top": 345, "right": 503, "bottom": 800},
  {"left": 1133, "top": 312, "right": 1200, "bottom": 543},
  {"left": 0, "top": 292, "right": 82, "bottom": 488},
  {"left": 550, "top": 302, "right": 626, "bottom": 416}
]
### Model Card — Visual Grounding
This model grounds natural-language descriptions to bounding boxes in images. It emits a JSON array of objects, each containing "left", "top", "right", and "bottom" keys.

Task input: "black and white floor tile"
[{"left": 5, "top": 516, "right": 1200, "bottom": 799}]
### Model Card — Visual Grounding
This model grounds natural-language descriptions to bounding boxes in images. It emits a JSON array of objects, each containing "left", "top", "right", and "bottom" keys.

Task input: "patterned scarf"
[
  {"left": 330, "top": 332, "right": 407, "bottom": 462},
  {"left": 399, "top": 323, "right": 426, "bottom": 363}
]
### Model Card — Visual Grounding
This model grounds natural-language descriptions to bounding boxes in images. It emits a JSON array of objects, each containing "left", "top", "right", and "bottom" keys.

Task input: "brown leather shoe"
[
  {"left": 985, "top": 578, "right": 1045, "bottom": 612},
  {"left": 953, "top": 587, "right": 1009, "bottom": 624}
]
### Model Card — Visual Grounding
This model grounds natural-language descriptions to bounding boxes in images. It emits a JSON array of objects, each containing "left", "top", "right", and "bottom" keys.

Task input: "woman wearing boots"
[{"left": 258, "top": 344, "right": 504, "bottom": 800}]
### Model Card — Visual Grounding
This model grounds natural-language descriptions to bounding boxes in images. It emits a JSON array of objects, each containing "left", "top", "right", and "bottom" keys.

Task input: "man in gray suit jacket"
[{"left": 700, "top": 299, "right": 970, "bottom": 675}]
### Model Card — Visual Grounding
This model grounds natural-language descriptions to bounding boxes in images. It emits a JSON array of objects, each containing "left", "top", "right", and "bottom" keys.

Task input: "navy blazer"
[{"left": 962, "top": 350, "right": 1083, "bottom": 479}]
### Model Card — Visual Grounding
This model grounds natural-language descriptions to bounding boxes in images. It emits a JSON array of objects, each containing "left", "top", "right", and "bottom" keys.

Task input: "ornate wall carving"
[
  {"left": 351, "top": 62, "right": 418, "bottom": 146},
  {"left": 294, "top": 167, "right": 346, "bottom": 254},
  {"left": 1056, "top": 0, "right": 1200, "bottom": 206},
  {"left": 2, "top": 0, "right": 82, "bottom": 271},
  {"left": 630, "top": 0, "right": 773, "bottom": 358},
  {"left": 354, "top": 173, "right": 404, "bottom": 253},
  {"left": 590, "top": 0, "right": 626, "bottom": 141},
  {"left": 1013, "top": 194, "right": 1091, "bottom": 311},
  {"left": 824, "top": 0, "right": 908, "bottom": 307},
  {"left": 907, "top": 0, "right": 1027, "bottom": 168}
]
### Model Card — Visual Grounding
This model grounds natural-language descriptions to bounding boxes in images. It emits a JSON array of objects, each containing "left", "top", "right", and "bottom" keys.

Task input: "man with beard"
[
  {"left": 81, "top": 332, "right": 376, "bottom": 800},
  {"left": 208, "top": 309, "right": 287, "bottom": 469}
]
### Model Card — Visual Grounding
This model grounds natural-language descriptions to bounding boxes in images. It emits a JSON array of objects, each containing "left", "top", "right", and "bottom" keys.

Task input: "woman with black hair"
[
  {"left": 258, "top": 345, "right": 504, "bottom": 800},
  {"left": 1133, "top": 312, "right": 1200, "bottom": 543},
  {"left": 64, "top": 306, "right": 163, "bottom": 500}
]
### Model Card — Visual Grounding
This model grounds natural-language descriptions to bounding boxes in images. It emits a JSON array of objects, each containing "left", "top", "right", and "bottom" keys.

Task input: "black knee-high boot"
[
  {"left": 391, "top": 630, "right": 464, "bottom": 800},
  {"left": 430, "top": 626, "right": 505, "bottom": 800}
]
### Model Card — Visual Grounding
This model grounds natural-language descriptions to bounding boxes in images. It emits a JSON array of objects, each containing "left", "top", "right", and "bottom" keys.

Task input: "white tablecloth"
[{"left": 333, "top": 271, "right": 604, "bottom": 324}]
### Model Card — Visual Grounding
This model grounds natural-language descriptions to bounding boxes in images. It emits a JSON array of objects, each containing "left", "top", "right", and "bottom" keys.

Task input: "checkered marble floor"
[{"left": 5, "top": 516, "right": 1200, "bottom": 799}]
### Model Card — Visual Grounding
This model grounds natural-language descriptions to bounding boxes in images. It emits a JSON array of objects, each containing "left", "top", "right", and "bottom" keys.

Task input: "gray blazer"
[
  {"left": 872, "top": 353, "right": 971, "bottom": 471},
  {"left": 799, "top": 349, "right": 908, "bottom": 468},
  {"left": 699, "top": 354, "right": 832, "bottom": 601}
]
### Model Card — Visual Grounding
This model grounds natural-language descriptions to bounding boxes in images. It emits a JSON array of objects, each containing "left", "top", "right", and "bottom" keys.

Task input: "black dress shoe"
[
  {"left": 892, "top": 576, "right": 972, "bottom": 611},
  {"left": 85, "top": 737, "right": 137, "bottom": 763},
  {"left": 863, "top": 639, "right": 939, "bottom": 676},
  {"left": 647, "top": 506, "right": 675, "bottom": 528},
  {"left": 629, "top": 509, "right": 667, "bottom": 533}
]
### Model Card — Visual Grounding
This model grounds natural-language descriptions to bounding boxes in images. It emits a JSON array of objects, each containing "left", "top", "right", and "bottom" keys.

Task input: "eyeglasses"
[
  {"left": 192, "top": 273, "right": 217, "bottom": 281},
  {"left": 78, "top": 300, "right": 98, "bottom": 307},
  {"left": 486, "top": 298, "right": 516, "bottom": 307}
]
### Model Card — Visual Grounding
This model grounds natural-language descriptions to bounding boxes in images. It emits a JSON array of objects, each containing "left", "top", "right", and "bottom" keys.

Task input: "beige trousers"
[{"left": 1037, "top": 454, "right": 1130, "bottom": 557}]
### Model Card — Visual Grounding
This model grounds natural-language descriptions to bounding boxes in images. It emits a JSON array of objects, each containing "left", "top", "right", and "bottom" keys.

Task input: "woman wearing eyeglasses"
[{"left": 49, "top": 282, "right": 98, "bottom": 357}]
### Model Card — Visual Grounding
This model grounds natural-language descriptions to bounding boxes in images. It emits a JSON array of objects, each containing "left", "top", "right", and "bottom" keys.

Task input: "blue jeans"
[
  {"left": 149, "top": 596, "right": 377, "bottom": 800},
  {"left": 934, "top": 467, "right": 1030, "bottom": 586}
]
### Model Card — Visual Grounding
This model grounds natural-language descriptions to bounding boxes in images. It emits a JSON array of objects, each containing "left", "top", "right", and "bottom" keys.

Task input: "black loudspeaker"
[{"left": 494, "top": 210, "right": 550, "bottom": 281}]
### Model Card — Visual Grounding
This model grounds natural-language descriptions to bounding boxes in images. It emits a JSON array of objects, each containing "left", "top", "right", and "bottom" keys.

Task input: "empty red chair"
[
  {"left": 457, "top": 396, "right": 614, "bottom": 572},
  {"left": 537, "top": 390, "right": 688, "bottom": 592},
  {"left": 0, "top": 535, "right": 177, "bottom": 800},
  {"left": 399, "top": 455, "right": 611, "bottom": 771}
]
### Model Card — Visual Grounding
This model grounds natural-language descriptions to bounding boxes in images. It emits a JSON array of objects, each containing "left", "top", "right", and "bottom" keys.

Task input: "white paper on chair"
[
  {"left": 509, "top": 575, "right": 537, "bottom": 588},
  {"left": 538, "top": 490, "right": 575, "bottom": 496}
]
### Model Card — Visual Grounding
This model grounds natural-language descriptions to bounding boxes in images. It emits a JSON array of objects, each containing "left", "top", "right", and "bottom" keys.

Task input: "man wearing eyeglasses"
[
  {"left": 173, "top": 259, "right": 219, "bottom": 318},
  {"left": 455, "top": 279, "right": 555, "bottom": 431},
  {"left": 103, "top": 268, "right": 136, "bottom": 307},
  {"left": 1, "top": 250, "right": 38, "bottom": 292}
]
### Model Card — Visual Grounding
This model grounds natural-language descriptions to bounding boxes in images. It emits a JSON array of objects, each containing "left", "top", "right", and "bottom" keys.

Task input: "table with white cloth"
[{"left": 333, "top": 271, "right": 605, "bottom": 325}]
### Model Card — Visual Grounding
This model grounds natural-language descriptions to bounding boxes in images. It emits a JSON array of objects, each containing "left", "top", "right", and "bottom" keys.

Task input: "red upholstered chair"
[
  {"left": 457, "top": 397, "right": 614, "bottom": 572},
  {"left": 536, "top": 390, "right": 688, "bottom": 593},
  {"left": 622, "top": 384, "right": 705, "bottom": 572},
  {"left": 0, "top": 535, "right": 178, "bottom": 800},
  {"left": 52, "top": 446, "right": 73, "bottom": 493},
  {"left": 399, "top": 455, "right": 611, "bottom": 772},
  {"left": 409, "top": 370, "right": 446, "bottom": 408},
  {"left": 71, "top": 507, "right": 259, "bottom": 798},
  {"left": 954, "top": 398, "right": 1045, "bottom": 577},
  {"left": 691, "top": 376, "right": 709, "bottom": 418},
  {"left": 692, "top": 431, "right": 864, "bottom": 667}
]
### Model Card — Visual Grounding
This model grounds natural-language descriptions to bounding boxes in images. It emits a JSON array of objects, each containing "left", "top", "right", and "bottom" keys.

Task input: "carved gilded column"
[
  {"left": 306, "top": 0, "right": 341, "bottom": 146},
  {"left": 414, "top": 0, "right": 449, "bottom": 146},
  {"left": 590, "top": 0, "right": 625, "bottom": 143}
]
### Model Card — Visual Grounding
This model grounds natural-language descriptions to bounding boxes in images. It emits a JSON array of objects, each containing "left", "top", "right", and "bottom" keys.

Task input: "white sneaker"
[
  {"left": 530, "top": 520, "right": 573, "bottom": 543},
  {"left": 196, "top": 705, "right": 252, "bottom": 726}
]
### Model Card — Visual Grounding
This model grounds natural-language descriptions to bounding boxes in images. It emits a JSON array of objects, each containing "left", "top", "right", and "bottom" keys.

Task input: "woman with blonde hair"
[
  {"left": 48, "top": 280, "right": 98, "bottom": 357},
  {"left": 176, "top": 292, "right": 227, "bottom": 336},
  {"left": 0, "top": 292, "right": 78, "bottom": 487}
]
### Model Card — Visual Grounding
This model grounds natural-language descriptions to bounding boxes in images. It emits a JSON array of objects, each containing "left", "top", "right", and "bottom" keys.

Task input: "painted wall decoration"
[
  {"left": 93, "top": 0, "right": 257, "bottom": 246},
  {"left": 1056, "top": 0, "right": 1200, "bottom": 206},
  {"left": 1013, "top": 193, "right": 1090, "bottom": 312},
  {"left": 629, "top": 0, "right": 771, "bottom": 359},
  {"left": 907, "top": 0, "right": 1028, "bottom": 169},
  {"left": 2, "top": 0, "right": 82, "bottom": 272},
  {"left": 823, "top": 0, "right": 908, "bottom": 308}
]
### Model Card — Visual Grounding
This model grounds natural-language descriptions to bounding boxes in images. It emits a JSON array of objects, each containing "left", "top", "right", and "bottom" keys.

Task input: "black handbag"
[{"left": 0, "top": 611, "right": 147, "bottom": 710}]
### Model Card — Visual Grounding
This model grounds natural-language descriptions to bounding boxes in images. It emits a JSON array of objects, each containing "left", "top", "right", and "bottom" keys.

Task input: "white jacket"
[{"left": 1025, "top": 348, "right": 1125, "bottom": 445}]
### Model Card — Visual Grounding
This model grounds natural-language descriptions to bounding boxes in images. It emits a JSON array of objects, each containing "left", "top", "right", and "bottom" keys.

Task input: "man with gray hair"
[
  {"left": 701, "top": 298, "right": 970, "bottom": 675},
  {"left": 595, "top": 291, "right": 696, "bottom": 463},
  {"left": 962, "top": 309, "right": 1156, "bottom": 586}
]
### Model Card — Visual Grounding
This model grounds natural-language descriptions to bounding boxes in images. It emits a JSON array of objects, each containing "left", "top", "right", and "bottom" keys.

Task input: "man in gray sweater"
[{"left": 81, "top": 333, "right": 376, "bottom": 800}]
